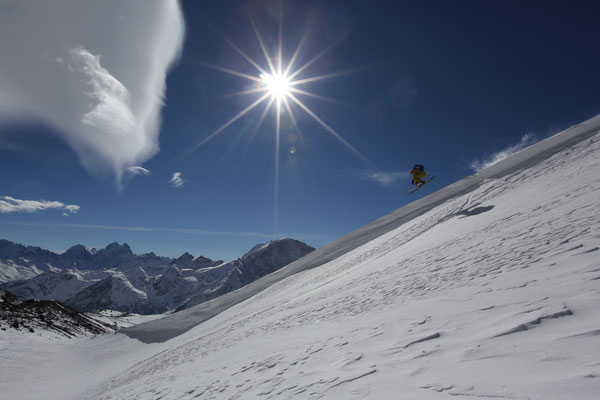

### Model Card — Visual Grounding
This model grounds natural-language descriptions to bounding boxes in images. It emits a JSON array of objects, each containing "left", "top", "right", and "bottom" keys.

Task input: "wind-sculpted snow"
[
  {"left": 3, "top": 115, "right": 600, "bottom": 400},
  {"left": 122, "top": 114, "right": 600, "bottom": 344}
]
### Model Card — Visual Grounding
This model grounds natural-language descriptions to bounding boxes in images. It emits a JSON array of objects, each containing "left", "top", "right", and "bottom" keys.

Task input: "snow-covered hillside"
[{"left": 1, "top": 115, "right": 600, "bottom": 399}]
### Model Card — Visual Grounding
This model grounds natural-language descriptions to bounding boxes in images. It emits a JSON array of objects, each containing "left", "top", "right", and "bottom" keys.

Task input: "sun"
[
  {"left": 184, "top": 7, "right": 376, "bottom": 232},
  {"left": 261, "top": 72, "right": 291, "bottom": 99}
]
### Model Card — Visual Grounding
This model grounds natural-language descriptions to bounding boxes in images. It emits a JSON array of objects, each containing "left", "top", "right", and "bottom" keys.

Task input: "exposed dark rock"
[{"left": 0, "top": 288, "right": 113, "bottom": 338}]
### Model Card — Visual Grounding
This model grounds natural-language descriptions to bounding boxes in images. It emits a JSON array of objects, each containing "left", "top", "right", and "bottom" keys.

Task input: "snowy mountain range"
[
  {"left": 0, "top": 240, "right": 171, "bottom": 279},
  {"left": 0, "top": 239, "right": 315, "bottom": 314}
]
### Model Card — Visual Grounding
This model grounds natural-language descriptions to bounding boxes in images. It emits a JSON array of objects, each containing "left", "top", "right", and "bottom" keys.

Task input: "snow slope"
[
  {"left": 1, "top": 115, "right": 600, "bottom": 399},
  {"left": 122, "top": 114, "right": 600, "bottom": 344}
]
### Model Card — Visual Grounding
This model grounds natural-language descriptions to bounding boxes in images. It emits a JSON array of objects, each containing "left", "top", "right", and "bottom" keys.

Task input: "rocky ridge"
[{"left": 0, "top": 288, "right": 113, "bottom": 338}]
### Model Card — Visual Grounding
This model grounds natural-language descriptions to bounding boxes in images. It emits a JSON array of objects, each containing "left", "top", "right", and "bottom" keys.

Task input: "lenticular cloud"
[{"left": 0, "top": 0, "right": 184, "bottom": 185}]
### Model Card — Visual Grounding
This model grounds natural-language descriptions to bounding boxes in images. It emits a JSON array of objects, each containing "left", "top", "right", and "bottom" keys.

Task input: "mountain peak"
[
  {"left": 245, "top": 239, "right": 282, "bottom": 256},
  {"left": 64, "top": 244, "right": 95, "bottom": 259},
  {"left": 106, "top": 242, "right": 131, "bottom": 251},
  {"left": 177, "top": 252, "right": 194, "bottom": 261},
  {"left": 243, "top": 238, "right": 312, "bottom": 259},
  {"left": 100, "top": 242, "right": 133, "bottom": 256}
]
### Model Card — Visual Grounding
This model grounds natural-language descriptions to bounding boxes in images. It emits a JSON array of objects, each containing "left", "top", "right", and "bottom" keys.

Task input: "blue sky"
[{"left": 1, "top": 0, "right": 600, "bottom": 261}]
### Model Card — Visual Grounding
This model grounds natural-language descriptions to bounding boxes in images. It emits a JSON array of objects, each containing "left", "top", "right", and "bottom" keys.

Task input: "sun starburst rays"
[
  {"left": 190, "top": 37, "right": 368, "bottom": 163},
  {"left": 189, "top": 10, "right": 374, "bottom": 232}
]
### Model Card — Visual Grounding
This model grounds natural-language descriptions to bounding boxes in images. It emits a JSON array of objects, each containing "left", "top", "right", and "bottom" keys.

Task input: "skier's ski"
[{"left": 408, "top": 176, "right": 435, "bottom": 195}]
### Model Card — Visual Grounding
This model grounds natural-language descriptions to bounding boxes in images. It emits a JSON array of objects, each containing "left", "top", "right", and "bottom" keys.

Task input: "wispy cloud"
[
  {"left": 3, "top": 221, "right": 326, "bottom": 242},
  {"left": 126, "top": 166, "right": 151, "bottom": 176},
  {"left": 0, "top": 196, "right": 80, "bottom": 215},
  {"left": 469, "top": 133, "right": 538, "bottom": 172},
  {"left": 62, "top": 205, "right": 81, "bottom": 216},
  {"left": 358, "top": 170, "right": 410, "bottom": 186},
  {"left": 169, "top": 172, "right": 184, "bottom": 188},
  {"left": 0, "top": 1, "right": 185, "bottom": 185}
]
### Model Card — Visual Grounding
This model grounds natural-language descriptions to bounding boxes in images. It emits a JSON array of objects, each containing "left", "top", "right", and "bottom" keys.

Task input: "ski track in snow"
[{"left": 2, "top": 124, "right": 600, "bottom": 399}]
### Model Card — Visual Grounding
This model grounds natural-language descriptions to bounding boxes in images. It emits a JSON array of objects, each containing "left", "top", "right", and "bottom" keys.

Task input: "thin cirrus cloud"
[
  {"left": 169, "top": 172, "right": 184, "bottom": 188},
  {"left": 0, "top": 0, "right": 185, "bottom": 186},
  {"left": 5, "top": 221, "right": 328, "bottom": 242},
  {"left": 470, "top": 133, "right": 538, "bottom": 172},
  {"left": 0, "top": 196, "right": 80, "bottom": 216}
]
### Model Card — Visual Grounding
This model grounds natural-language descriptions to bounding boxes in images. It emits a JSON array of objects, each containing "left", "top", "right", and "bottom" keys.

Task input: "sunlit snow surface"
[{"left": 2, "top": 116, "right": 600, "bottom": 399}]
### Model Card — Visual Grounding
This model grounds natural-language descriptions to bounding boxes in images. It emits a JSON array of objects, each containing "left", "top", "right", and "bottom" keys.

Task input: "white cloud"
[
  {"left": 126, "top": 166, "right": 151, "bottom": 176},
  {"left": 359, "top": 170, "right": 410, "bottom": 186},
  {"left": 0, "top": 196, "right": 80, "bottom": 215},
  {"left": 62, "top": 204, "right": 81, "bottom": 216},
  {"left": 0, "top": 0, "right": 185, "bottom": 185},
  {"left": 73, "top": 47, "right": 137, "bottom": 139},
  {"left": 470, "top": 133, "right": 538, "bottom": 172},
  {"left": 169, "top": 172, "right": 184, "bottom": 188}
]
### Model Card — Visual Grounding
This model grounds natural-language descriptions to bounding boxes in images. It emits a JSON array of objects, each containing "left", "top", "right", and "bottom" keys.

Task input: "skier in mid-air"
[{"left": 410, "top": 164, "right": 427, "bottom": 186}]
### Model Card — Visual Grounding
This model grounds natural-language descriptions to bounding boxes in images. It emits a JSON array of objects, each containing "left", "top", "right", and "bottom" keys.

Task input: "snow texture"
[{"left": 2, "top": 115, "right": 600, "bottom": 399}]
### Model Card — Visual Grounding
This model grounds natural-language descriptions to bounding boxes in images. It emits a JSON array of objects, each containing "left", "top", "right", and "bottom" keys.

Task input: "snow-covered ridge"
[{"left": 122, "top": 113, "right": 600, "bottom": 343}]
